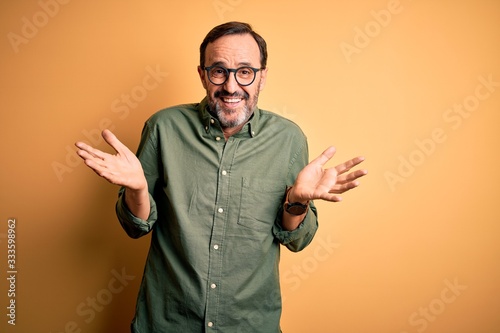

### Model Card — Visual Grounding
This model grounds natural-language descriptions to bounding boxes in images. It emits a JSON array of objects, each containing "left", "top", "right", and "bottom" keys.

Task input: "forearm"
[
  {"left": 124, "top": 187, "right": 150, "bottom": 220},
  {"left": 273, "top": 198, "right": 318, "bottom": 252},
  {"left": 281, "top": 210, "right": 307, "bottom": 231}
]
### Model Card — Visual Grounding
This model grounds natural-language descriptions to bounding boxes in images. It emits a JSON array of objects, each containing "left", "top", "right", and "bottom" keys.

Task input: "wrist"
[
  {"left": 284, "top": 186, "right": 309, "bottom": 216},
  {"left": 124, "top": 186, "right": 150, "bottom": 220},
  {"left": 126, "top": 186, "right": 147, "bottom": 195},
  {"left": 124, "top": 185, "right": 148, "bottom": 204},
  {"left": 286, "top": 186, "right": 308, "bottom": 205},
  {"left": 126, "top": 176, "right": 148, "bottom": 193}
]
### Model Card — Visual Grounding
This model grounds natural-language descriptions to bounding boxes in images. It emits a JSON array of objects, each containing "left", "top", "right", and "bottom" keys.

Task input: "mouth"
[
  {"left": 215, "top": 90, "right": 248, "bottom": 107},
  {"left": 219, "top": 96, "right": 243, "bottom": 108},
  {"left": 222, "top": 97, "right": 242, "bottom": 103}
]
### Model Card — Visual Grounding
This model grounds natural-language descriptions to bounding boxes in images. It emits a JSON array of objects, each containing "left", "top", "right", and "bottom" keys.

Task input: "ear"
[
  {"left": 197, "top": 66, "right": 208, "bottom": 90},
  {"left": 258, "top": 67, "right": 269, "bottom": 92}
]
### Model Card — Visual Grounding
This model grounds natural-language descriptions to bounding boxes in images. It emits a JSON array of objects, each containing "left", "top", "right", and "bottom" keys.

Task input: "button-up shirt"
[{"left": 116, "top": 97, "right": 318, "bottom": 333}]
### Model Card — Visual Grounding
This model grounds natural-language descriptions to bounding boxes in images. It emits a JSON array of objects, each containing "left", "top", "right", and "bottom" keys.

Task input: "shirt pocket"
[{"left": 237, "top": 177, "right": 284, "bottom": 232}]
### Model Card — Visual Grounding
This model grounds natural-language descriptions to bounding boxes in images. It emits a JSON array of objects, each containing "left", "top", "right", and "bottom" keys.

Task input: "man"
[{"left": 75, "top": 22, "right": 367, "bottom": 333}]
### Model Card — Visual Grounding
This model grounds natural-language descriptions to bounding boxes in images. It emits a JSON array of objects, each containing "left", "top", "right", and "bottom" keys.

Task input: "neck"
[{"left": 222, "top": 123, "right": 246, "bottom": 140}]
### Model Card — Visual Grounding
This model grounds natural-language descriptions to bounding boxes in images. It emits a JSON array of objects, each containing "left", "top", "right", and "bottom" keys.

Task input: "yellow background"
[{"left": 1, "top": 0, "right": 500, "bottom": 332}]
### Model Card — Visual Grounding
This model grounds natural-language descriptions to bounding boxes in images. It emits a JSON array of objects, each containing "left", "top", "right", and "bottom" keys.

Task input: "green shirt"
[{"left": 116, "top": 97, "right": 318, "bottom": 333}]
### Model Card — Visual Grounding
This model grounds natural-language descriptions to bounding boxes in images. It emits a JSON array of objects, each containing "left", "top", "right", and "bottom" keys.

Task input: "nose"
[{"left": 222, "top": 72, "right": 239, "bottom": 94}]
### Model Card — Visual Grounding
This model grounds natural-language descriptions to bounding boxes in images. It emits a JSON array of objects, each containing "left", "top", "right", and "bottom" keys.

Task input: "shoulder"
[
  {"left": 146, "top": 102, "right": 200, "bottom": 125},
  {"left": 258, "top": 108, "right": 306, "bottom": 138}
]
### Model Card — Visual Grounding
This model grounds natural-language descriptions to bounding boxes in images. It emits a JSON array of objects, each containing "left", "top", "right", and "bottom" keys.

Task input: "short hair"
[{"left": 199, "top": 21, "right": 268, "bottom": 69}]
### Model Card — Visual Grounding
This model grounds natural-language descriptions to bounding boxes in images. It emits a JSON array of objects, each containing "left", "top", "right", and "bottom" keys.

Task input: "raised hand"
[
  {"left": 75, "top": 129, "right": 150, "bottom": 219},
  {"left": 289, "top": 146, "right": 367, "bottom": 203},
  {"left": 75, "top": 129, "right": 147, "bottom": 191}
]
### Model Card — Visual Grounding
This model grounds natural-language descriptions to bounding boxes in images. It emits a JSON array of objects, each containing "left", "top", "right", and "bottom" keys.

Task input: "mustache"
[{"left": 214, "top": 90, "right": 249, "bottom": 99}]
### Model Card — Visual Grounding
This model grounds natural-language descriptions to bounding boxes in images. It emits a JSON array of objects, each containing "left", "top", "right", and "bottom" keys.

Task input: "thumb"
[
  {"left": 101, "top": 129, "right": 125, "bottom": 154},
  {"left": 310, "top": 146, "right": 336, "bottom": 167}
]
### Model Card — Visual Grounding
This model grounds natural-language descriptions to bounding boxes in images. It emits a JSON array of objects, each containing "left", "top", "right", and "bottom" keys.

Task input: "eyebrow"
[{"left": 209, "top": 61, "right": 254, "bottom": 68}]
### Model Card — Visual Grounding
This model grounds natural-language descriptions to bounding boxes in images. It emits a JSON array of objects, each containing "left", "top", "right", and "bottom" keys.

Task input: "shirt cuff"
[
  {"left": 273, "top": 203, "right": 318, "bottom": 252},
  {"left": 115, "top": 189, "right": 158, "bottom": 239}
]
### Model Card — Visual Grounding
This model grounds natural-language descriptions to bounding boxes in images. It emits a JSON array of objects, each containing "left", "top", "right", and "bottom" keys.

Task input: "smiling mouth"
[
  {"left": 215, "top": 90, "right": 247, "bottom": 105},
  {"left": 221, "top": 97, "right": 242, "bottom": 104}
]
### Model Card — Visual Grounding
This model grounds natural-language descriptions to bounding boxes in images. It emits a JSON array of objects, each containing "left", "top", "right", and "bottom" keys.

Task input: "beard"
[{"left": 207, "top": 86, "right": 260, "bottom": 129}]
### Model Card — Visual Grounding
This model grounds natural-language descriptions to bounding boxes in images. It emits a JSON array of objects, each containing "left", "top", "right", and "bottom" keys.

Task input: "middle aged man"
[{"left": 76, "top": 21, "right": 367, "bottom": 333}]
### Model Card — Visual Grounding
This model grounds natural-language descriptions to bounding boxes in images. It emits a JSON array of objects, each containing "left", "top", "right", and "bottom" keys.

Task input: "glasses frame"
[{"left": 203, "top": 65, "right": 263, "bottom": 87}]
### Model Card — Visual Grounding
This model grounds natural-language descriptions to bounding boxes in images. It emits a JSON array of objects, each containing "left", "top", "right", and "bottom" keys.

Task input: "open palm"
[
  {"left": 290, "top": 146, "right": 367, "bottom": 203},
  {"left": 75, "top": 129, "right": 147, "bottom": 191}
]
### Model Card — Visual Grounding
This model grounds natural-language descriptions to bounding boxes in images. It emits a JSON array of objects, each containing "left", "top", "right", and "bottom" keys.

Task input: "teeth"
[{"left": 223, "top": 98, "right": 241, "bottom": 103}]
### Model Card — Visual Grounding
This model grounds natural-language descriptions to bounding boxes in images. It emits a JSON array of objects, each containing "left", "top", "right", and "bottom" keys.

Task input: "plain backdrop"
[{"left": 1, "top": 1, "right": 499, "bottom": 332}]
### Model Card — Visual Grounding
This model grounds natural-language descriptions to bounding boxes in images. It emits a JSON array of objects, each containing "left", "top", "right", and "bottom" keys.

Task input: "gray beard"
[
  {"left": 208, "top": 88, "right": 260, "bottom": 129},
  {"left": 213, "top": 102, "right": 253, "bottom": 128}
]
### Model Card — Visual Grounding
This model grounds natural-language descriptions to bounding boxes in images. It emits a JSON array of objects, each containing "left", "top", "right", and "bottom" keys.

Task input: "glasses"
[{"left": 204, "top": 65, "right": 263, "bottom": 86}]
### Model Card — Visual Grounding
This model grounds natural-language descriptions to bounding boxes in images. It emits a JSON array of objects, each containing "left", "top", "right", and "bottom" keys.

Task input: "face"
[{"left": 198, "top": 33, "right": 268, "bottom": 129}]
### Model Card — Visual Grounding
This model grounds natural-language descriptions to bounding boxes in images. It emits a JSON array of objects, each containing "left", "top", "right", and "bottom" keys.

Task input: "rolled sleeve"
[
  {"left": 115, "top": 188, "right": 158, "bottom": 239},
  {"left": 273, "top": 202, "right": 318, "bottom": 252}
]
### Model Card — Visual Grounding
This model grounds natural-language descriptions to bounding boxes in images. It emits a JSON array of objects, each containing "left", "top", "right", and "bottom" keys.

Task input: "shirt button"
[
  {"left": 222, "top": 170, "right": 227, "bottom": 175},
  {"left": 208, "top": 321, "right": 214, "bottom": 327},
  {"left": 215, "top": 136, "right": 221, "bottom": 141},
  {"left": 213, "top": 244, "right": 219, "bottom": 250},
  {"left": 210, "top": 119, "right": 215, "bottom": 124},
  {"left": 211, "top": 283, "right": 217, "bottom": 289},
  {"left": 218, "top": 208, "right": 223, "bottom": 213}
]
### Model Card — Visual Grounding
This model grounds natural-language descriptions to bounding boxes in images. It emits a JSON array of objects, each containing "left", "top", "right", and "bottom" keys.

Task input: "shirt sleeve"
[
  {"left": 115, "top": 189, "right": 158, "bottom": 238},
  {"left": 115, "top": 120, "right": 161, "bottom": 239},
  {"left": 272, "top": 136, "right": 319, "bottom": 252},
  {"left": 273, "top": 201, "right": 318, "bottom": 252}
]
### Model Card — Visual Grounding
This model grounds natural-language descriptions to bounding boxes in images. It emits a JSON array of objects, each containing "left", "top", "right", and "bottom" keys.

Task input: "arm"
[
  {"left": 75, "top": 129, "right": 150, "bottom": 220},
  {"left": 281, "top": 146, "right": 367, "bottom": 231}
]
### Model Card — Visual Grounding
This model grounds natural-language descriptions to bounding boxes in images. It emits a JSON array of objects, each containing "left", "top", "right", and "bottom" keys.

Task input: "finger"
[
  {"left": 336, "top": 169, "right": 368, "bottom": 184},
  {"left": 329, "top": 180, "right": 360, "bottom": 194},
  {"left": 320, "top": 193, "right": 343, "bottom": 202},
  {"left": 75, "top": 141, "right": 94, "bottom": 156},
  {"left": 76, "top": 148, "right": 98, "bottom": 161},
  {"left": 310, "top": 146, "right": 337, "bottom": 167},
  {"left": 77, "top": 152, "right": 127, "bottom": 186},
  {"left": 335, "top": 156, "right": 365, "bottom": 175},
  {"left": 79, "top": 151, "right": 111, "bottom": 170},
  {"left": 81, "top": 156, "right": 112, "bottom": 176},
  {"left": 75, "top": 142, "right": 107, "bottom": 160},
  {"left": 102, "top": 129, "right": 126, "bottom": 155}
]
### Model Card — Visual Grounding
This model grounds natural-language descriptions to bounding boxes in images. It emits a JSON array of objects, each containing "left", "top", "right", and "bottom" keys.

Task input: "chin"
[
  {"left": 215, "top": 104, "right": 249, "bottom": 128},
  {"left": 218, "top": 113, "right": 247, "bottom": 128}
]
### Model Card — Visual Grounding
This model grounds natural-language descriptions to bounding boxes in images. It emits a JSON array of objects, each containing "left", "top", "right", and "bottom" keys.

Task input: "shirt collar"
[{"left": 197, "top": 97, "right": 259, "bottom": 139}]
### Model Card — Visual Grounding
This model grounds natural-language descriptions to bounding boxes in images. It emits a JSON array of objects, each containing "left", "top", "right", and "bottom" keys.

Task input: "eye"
[
  {"left": 238, "top": 68, "right": 252, "bottom": 75},
  {"left": 209, "top": 67, "right": 227, "bottom": 77}
]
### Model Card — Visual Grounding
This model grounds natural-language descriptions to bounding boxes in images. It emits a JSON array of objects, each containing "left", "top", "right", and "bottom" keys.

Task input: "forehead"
[{"left": 205, "top": 33, "right": 261, "bottom": 67}]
